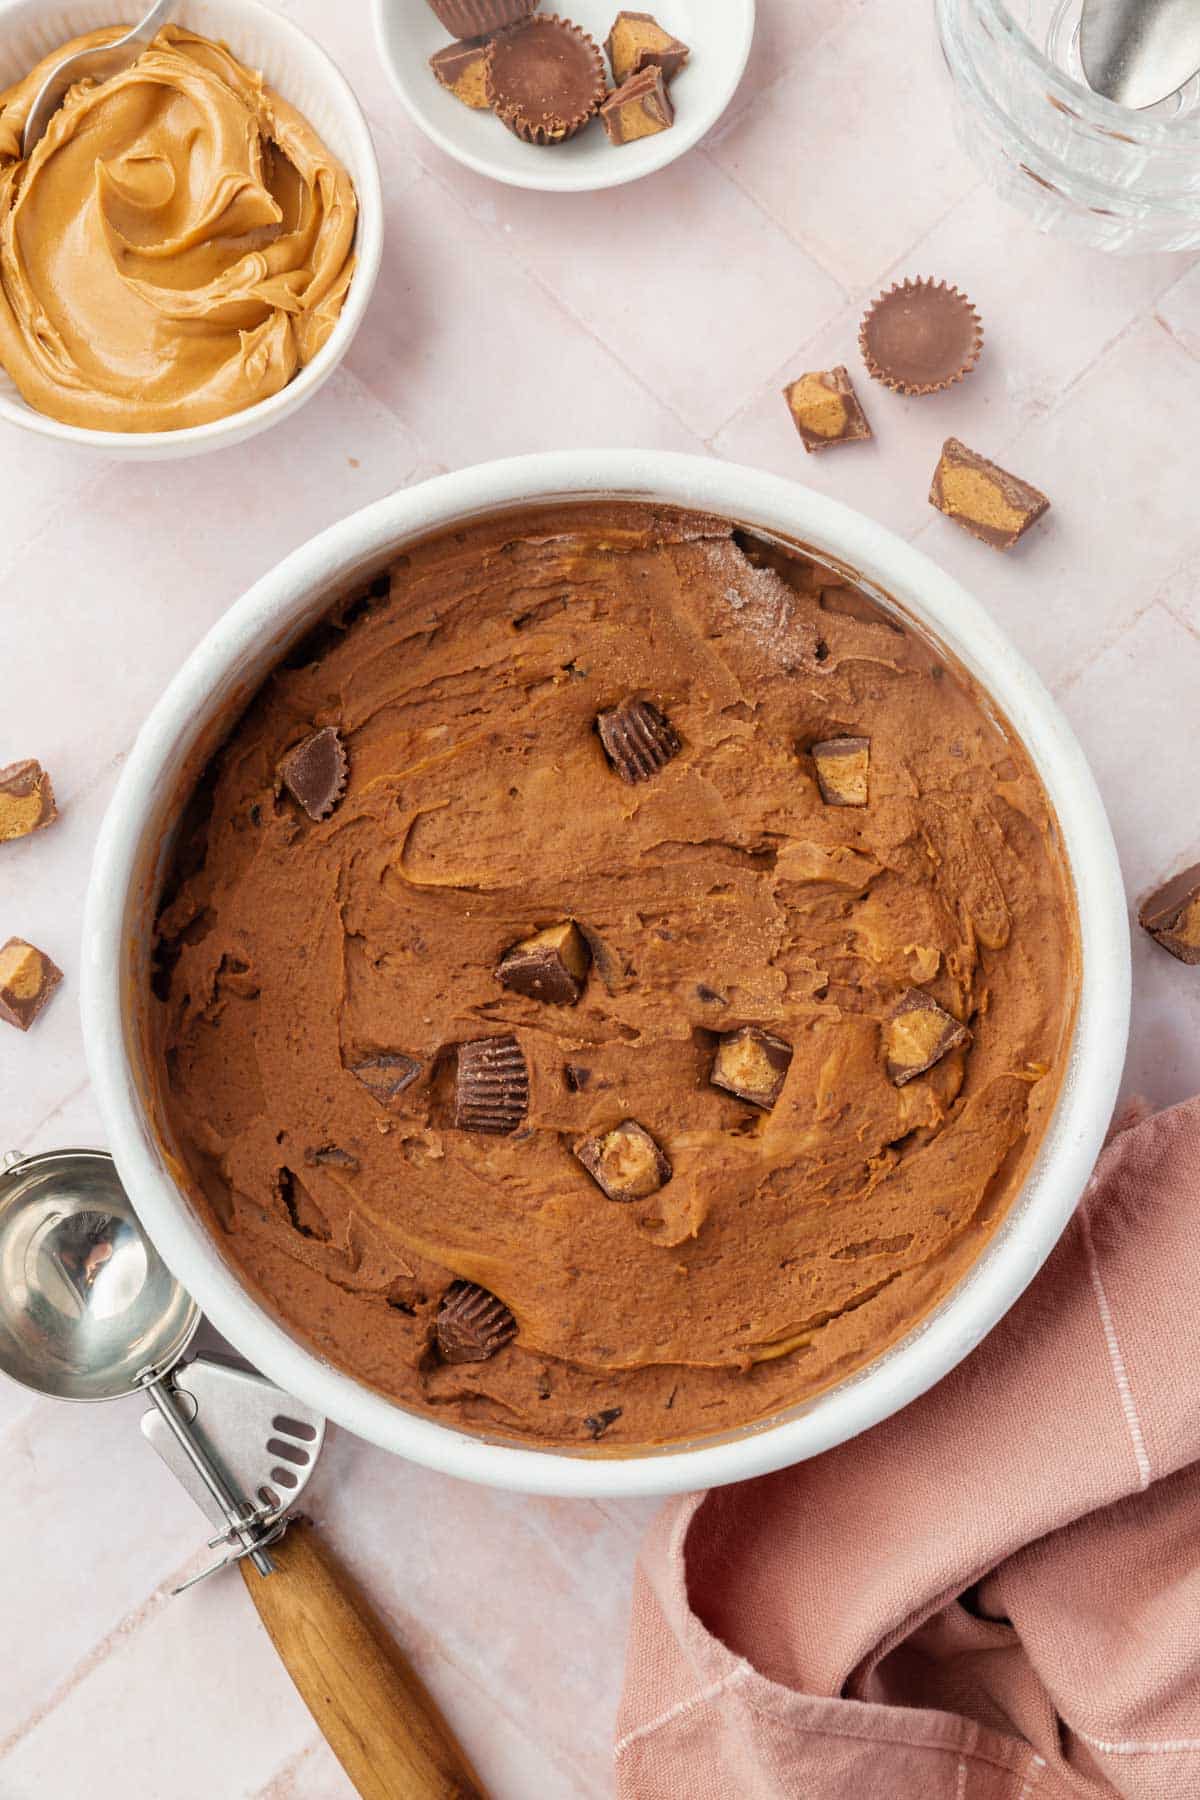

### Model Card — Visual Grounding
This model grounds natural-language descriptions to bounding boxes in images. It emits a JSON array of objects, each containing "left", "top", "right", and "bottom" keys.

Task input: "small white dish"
[
  {"left": 0, "top": 0, "right": 383, "bottom": 460},
  {"left": 373, "top": 0, "right": 755, "bottom": 192}
]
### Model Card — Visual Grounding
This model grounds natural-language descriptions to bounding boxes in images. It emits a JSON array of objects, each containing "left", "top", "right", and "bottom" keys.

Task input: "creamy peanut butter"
[
  {"left": 0, "top": 26, "right": 356, "bottom": 432},
  {"left": 153, "top": 504, "right": 1078, "bottom": 1450}
]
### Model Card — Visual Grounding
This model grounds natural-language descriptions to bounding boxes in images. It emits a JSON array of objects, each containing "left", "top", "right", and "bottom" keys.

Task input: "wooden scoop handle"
[{"left": 241, "top": 1518, "right": 487, "bottom": 1800}]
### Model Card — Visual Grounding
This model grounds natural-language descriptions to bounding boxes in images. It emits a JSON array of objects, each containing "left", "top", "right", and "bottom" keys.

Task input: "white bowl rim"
[
  {"left": 370, "top": 0, "right": 757, "bottom": 194},
  {"left": 82, "top": 450, "right": 1131, "bottom": 1498},
  {"left": 0, "top": 0, "right": 384, "bottom": 455}
]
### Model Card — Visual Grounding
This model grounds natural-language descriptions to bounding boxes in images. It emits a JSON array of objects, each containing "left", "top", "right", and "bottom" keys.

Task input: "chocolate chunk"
[
  {"left": 884, "top": 988, "right": 971, "bottom": 1085},
  {"left": 600, "top": 65, "right": 674, "bottom": 143},
  {"left": 695, "top": 984, "right": 728, "bottom": 1005},
  {"left": 0, "top": 759, "right": 57, "bottom": 843},
  {"left": 811, "top": 736, "right": 870, "bottom": 807},
  {"left": 575, "top": 1119, "right": 670, "bottom": 1201},
  {"left": 486, "top": 15, "right": 607, "bottom": 144},
  {"left": 711, "top": 1026, "right": 793, "bottom": 1110},
  {"left": 605, "top": 11, "right": 689, "bottom": 82},
  {"left": 350, "top": 1053, "right": 421, "bottom": 1105},
  {"left": 597, "top": 697, "right": 681, "bottom": 783},
  {"left": 496, "top": 920, "right": 591, "bottom": 1005},
  {"left": 1139, "top": 863, "right": 1200, "bottom": 963},
  {"left": 436, "top": 1280, "right": 517, "bottom": 1364},
  {"left": 859, "top": 278, "right": 983, "bottom": 396},
  {"left": 304, "top": 1145, "right": 360, "bottom": 1171},
  {"left": 930, "top": 439, "right": 1050, "bottom": 552},
  {"left": 0, "top": 936, "right": 63, "bottom": 1031},
  {"left": 564, "top": 1062, "right": 593, "bottom": 1091},
  {"left": 783, "top": 367, "right": 872, "bottom": 453},
  {"left": 455, "top": 1034, "right": 530, "bottom": 1133},
  {"left": 584, "top": 1406, "right": 622, "bottom": 1439},
  {"left": 279, "top": 726, "right": 347, "bottom": 821},
  {"left": 429, "top": 38, "right": 493, "bottom": 108}
]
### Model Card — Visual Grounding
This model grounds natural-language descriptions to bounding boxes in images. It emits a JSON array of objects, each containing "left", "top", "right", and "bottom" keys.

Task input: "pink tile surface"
[{"left": 0, "top": 2, "right": 1197, "bottom": 1795}]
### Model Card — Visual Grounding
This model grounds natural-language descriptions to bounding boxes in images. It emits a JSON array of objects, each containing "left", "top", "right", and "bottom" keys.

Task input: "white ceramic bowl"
[
  {"left": 83, "top": 451, "right": 1130, "bottom": 1497},
  {"left": 0, "top": 0, "right": 382, "bottom": 460},
  {"left": 373, "top": 0, "right": 755, "bottom": 193}
]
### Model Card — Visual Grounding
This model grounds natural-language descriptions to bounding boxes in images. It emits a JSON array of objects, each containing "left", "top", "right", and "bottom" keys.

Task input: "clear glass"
[{"left": 936, "top": 0, "right": 1200, "bottom": 251}]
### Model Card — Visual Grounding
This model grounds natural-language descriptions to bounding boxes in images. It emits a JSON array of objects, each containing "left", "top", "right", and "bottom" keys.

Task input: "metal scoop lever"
[{"left": 1080, "top": 0, "right": 1200, "bottom": 108}]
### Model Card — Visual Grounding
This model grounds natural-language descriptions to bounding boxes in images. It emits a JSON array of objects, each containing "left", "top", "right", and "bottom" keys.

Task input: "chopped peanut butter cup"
[
  {"left": 0, "top": 758, "right": 57, "bottom": 843},
  {"left": 0, "top": 936, "right": 63, "bottom": 1031},
  {"left": 884, "top": 989, "right": 971, "bottom": 1085},
  {"left": 575, "top": 1119, "right": 671, "bottom": 1201},
  {"left": 486, "top": 15, "right": 607, "bottom": 144},
  {"left": 597, "top": 696, "right": 681, "bottom": 782},
  {"left": 497, "top": 920, "right": 591, "bottom": 1004},
  {"left": 426, "top": 0, "right": 537, "bottom": 38},
  {"left": 1139, "top": 863, "right": 1200, "bottom": 964},
  {"left": 860, "top": 278, "right": 982, "bottom": 397},
  {"left": 430, "top": 38, "right": 494, "bottom": 108},
  {"left": 783, "top": 367, "right": 872, "bottom": 453},
  {"left": 605, "top": 10, "right": 690, "bottom": 83},
  {"left": 349, "top": 1052, "right": 422, "bottom": 1104},
  {"left": 711, "top": 1026, "right": 793, "bottom": 1110},
  {"left": 811, "top": 736, "right": 870, "bottom": 808},
  {"left": 279, "top": 726, "right": 347, "bottom": 821},
  {"left": 455, "top": 1034, "right": 530, "bottom": 1133},
  {"left": 930, "top": 438, "right": 1050, "bottom": 551},
  {"left": 601, "top": 65, "right": 674, "bottom": 143},
  {"left": 436, "top": 1280, "right": 518, "bottom": 1363}
]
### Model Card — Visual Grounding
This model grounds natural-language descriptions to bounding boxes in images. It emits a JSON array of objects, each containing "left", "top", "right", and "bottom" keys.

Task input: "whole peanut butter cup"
[
  {"left": 486, "top": 15, "right": 607, "bottom": 144},
  {"left": 425, "top": 0, "right": 537, "bottom": 39},
  {"left": 859, "top": 278, "right": 983, "bottom": 397}
]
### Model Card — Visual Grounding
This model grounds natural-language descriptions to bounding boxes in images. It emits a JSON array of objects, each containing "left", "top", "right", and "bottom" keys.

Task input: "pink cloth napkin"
[{"left": 616, "top": 1096, "right": 1200, "bottom": 1800}]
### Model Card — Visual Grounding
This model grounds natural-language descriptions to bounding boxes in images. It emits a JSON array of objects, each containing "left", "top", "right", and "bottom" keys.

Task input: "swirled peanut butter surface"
[
  {"left": 0, "top": 26, "right": 356, "bottom": 431},
  {"left": 154, "top": 505, "right": 1077, "bottom": 1450}
]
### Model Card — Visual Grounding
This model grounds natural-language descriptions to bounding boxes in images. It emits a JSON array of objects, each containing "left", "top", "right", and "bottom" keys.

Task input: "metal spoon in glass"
[
  {"left": 22, "top": 0, "right": 178, "bottom": 158},
  {"left": 1079, "top": 0, "right": 1200, "bottom": 109}
]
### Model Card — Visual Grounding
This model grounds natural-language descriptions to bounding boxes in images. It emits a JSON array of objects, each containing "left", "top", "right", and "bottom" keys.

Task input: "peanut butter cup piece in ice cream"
[
  {"left": 436, "top": 1280, "right": 517, "bottom": 1363},
  {"left": 597, "top": 697, "right": 680, "bottom": 782},
  {"left": 575, "top": 1120, "right": 671, "bottom": 1201},
  {"left": 278, "top": 727, "right": 347, "bottom": 821},
  {"left": 486, "top": 15, "right": 606, "bottom": 143},
  {"left": 454, "top": 1035, "right": 530, "bottom": 1134},
  {"left": 0, "top": 759, "right": 56, "bottom": 842},
  {"left": 349, "top": 1053, "right": 422, "bottom": 1105},
  {"left": 811, "top": 736, "right": 870, "bottom": 807},
  {"left": 711, "top": 1026, "right": 793, "bottom": 1110},
  {"left": 884, "top": 989, "right": 971, "bottom": 1085},
  {"left": 496, "top": 921, "right": 591, "bottom": 1004},
  {"left": 860, "top": 278, "right": 982, "bottom": 396}
]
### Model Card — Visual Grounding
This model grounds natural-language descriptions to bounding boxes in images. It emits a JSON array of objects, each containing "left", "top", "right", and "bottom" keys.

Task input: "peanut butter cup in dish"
[{"left": 485, "top": 13, "right": 606, "bottom": 143}]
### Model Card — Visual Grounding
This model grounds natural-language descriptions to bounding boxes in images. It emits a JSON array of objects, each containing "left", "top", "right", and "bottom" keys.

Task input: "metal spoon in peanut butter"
[{"left": 0, "top": 25, "right": 357, "bottom": 433}]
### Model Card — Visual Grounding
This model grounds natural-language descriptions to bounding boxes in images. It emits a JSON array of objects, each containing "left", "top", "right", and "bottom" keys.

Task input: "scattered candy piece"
[
  {"left": 454, "top": 1034, "right": 530, "bottom": 1133},
  {"left": 429, "top": 38, "right": 493, "bottom": 108},
  {"left": 811, "top": 736, "right": 870, "bottom": 808},
  {"left": 436, "top": 1280, "right": 517, "bottom": 1363},
  {"left": 600, "top": 64, "right": 674, "bottom": 143},
  {"left": 597, "top": 697, "right": 681, "bottom": 783},
  {"left": 279, "top": 726, "right": 347, "bottom": 820},
  {"left": 930, "top": 438, "right": 1050, "bottom": 551},
  {"left": 0, "top": 936, "right": 63, "bottom": 1031},
  {"left": 783, "top": 366, "right": 872, "bottom": 453},
  {"left": 859, "top": 278, "right": 982, "bottom": 396},
  {"left": 1139, "top": 863, "right": 1200, "bottom": 964},
  {"left": 711, "top": 1026, "right": 793, "bottom": 1110},
  {"left": 884, "top": 988, "right": 971, "bottom": 1086},
  {"left": 575, "top": 1119, "right": 671, "bottom": 1201},
  {"left": 497, "top": 920, "right": 591, "bottom": 1004},
  {"left": 0, "top": 759, "right": 57, "bottom": 844},
  {"left": 605, "top": 10, "right": 690, "bottom": 82}
]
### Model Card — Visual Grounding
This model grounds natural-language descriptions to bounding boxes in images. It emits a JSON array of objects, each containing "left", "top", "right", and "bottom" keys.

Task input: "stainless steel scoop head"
[
  {"left": 1080, "top": 0, "right": 1200, "bottom": 108},
  {"left": 0, "top": 1148, "right": 197, "bottom": 1401}
]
